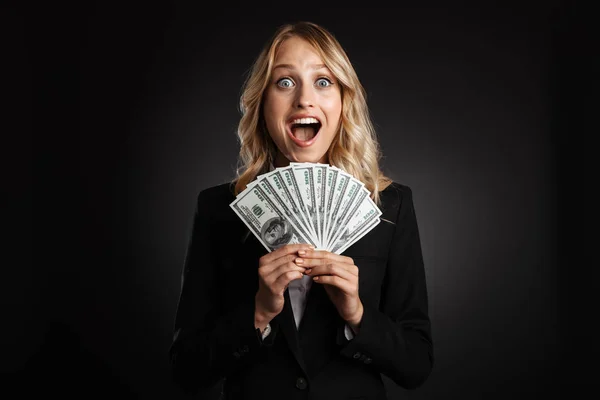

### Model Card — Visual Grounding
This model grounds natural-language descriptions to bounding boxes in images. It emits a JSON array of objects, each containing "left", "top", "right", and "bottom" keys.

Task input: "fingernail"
[
  {"left": 305, "top": 268, "right": 312, "bottom": 275},
  {"left": 295, "top": 258, "right": 304, "bottom": 264},
  {"left": 298, "top": 250, "right": 306, "bottom": 256},
  {"left": 313, "top": 276, "right": 319, "bottom": 281}
]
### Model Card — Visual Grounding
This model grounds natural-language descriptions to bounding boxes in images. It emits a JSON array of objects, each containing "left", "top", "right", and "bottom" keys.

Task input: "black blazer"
[{"left": 169, "top": 181, "right": 433, "bottom": 400}]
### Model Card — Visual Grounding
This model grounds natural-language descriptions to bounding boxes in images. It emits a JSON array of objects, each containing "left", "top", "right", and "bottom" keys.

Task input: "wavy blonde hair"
[{"left": 233, "top": 21, "right": 392, "bottom": 206}]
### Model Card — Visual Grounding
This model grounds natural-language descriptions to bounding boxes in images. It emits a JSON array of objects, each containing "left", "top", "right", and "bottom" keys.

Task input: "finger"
[
  {"left": 269, "top": 262, "right": 306, "bottom": 280},
  {"left": 294, "top": 257, "right": 357, "bottom": 275},
  {"left": 273, "top": 269, "right": 304, "bottom": 294},
  {"left": 307, "top": 262, "right": 358, "bottom": 280},
  {"left": 312, "top": 274, "right": 355, "bottom": 293},
  {"left": 259, "top": 243, "right": 315, "bottom": 267},
  {"left": 293, "top": 257, "right": 327, "bottom": 268},
  {"left": 261, "top": 253, "right": 303, "bottom": 274},
  {"left": 298, "top": 249, "right": 354, "bottom": 266},
  {"left": 263, "top": 262, "right": 305, "bottom": 287}
]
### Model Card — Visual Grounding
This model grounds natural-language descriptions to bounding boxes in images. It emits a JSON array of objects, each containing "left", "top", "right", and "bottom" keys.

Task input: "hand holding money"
[
  {"left": 296, "top": 248, "right": 363, "bottom": 331},
  {"left": 254, "top": 244, "right": 314, "bottom": 330}
]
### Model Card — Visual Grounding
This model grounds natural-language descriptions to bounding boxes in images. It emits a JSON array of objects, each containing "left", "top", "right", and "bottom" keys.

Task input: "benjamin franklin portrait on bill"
[{"left": 261, "top": 217, "right": 293, "bottom": 250}]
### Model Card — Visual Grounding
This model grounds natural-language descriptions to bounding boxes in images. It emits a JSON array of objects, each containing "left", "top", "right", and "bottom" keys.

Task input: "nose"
[{"left": 295, "top": 83, "right": 315, "bottom": 108}]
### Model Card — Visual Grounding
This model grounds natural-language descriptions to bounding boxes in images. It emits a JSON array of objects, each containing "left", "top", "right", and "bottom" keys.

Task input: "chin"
[{"left": 291, "top": 154, "right": 325, "bottom": 164}]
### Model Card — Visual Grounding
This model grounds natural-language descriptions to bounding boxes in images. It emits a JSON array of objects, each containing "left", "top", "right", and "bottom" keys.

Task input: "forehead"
[{"left": 274, "top": 36, "right": 323, "bottom": 65}]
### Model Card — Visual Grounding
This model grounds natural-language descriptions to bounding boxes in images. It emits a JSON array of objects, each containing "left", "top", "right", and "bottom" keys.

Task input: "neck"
[
  {"left": 273, "top": 152, "right": 328, "bottom": 167},
  {"left": 273, "top": 152, "right": 290, "bottom": 168}
]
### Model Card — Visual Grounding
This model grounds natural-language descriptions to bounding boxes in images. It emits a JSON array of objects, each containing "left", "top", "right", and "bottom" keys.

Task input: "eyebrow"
[{"left": 273, "top": 63, "right": 327, "bottom": 71}]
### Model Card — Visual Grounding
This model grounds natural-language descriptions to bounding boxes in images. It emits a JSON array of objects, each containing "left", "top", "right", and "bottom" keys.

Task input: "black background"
[{"left": 7, "top": 1, "right": 595, "bottom": 399}]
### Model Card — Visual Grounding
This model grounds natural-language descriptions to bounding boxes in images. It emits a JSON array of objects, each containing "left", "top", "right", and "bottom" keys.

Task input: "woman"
[{"left": 169, "top": 21, "right": 433, "bottom": 399}]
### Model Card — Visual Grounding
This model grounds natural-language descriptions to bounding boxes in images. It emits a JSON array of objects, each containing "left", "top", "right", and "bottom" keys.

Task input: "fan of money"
[{"left": 230, "top": 162, "right": 382, "bottom": 255}]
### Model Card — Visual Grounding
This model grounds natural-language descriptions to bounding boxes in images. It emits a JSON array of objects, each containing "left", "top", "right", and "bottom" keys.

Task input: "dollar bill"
[
  {"left": 314, "top": 163, "right": 329, "bottom": 249},
  {"left": 329, "top": 193, "right": 382, "bottom": 253},
  {"left": 328, "top": 186, "right": 370, "bottom": 249},
  {"left": 325, "top": 170, "right": 363, "bottom": 246},
  {"left": 277, "top": 166, "right": 319, "bottom": 242},
  {"left": 290, "top": 162, "right": 321, "bottom": 248},
  {"left": 230, "top": 184, "right": 314, "bottom": 252},
  {"left": 314, "top": 164, "right": 329, "bottom": 248},
  {"left": 323, "top": 165, "right": 339, "bottom": 248},
  {"left": 231, "top": 162, "right": 382, "bottom": 252},
  {"left": 255, "top": 177, "right": 318, "bottom": 248},
  {"left": 262, "top": 169, "right": 318, "bottom": 245},
  {"left": 333, "top": 216, "right": 381, "bottom": 254}
]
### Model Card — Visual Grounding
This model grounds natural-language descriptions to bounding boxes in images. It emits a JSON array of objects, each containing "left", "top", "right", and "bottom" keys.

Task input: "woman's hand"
[
  {"left": 297, "top": 249, "right": 364, "bottom": 331},
  {"left": 255, "top": 244, "right": 313, "bottom": 331}
]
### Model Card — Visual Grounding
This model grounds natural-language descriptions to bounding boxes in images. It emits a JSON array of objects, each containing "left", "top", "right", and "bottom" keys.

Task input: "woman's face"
[{"left": 263, "top": 36, "right": 342, "bottom": 167}]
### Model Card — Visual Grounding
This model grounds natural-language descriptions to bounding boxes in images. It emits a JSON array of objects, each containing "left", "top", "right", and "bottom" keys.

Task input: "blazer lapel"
[
  {"left": 274, "top": 289, "right": 308, "bottom": 374},
  {"left": 298, "top": 282, "right": 330, "bottom": 333},
  {"left": 241, "top": 228, "right": 309, "bottom": 376},
  {"left": 297, "top": 282, "right": 340, "bottom": 377}
]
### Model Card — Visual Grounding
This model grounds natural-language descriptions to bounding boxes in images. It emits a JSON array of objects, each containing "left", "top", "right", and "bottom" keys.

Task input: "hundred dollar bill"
[
  {"left": 325, "top": 170, "right": 363, "bottom": 246},
  {"left": 333, "top": 216, "right": 381, "bottom": 255},
  {"left": 329, "top": 193, "right": 382, "bottom": 253},
  {"left": 276, "top": 166, "right": 319, "bottom": 241},
  {"left": 314, "top": 163, "right": 329, "bottom": 250},
  {"left": 261, "top": 170, "right": 318, "bottom": 245},
  {"left": 323, "top": 165, "right": 339, "bottom": 248},
  {"left": 230, "top": 184, "right": 314, "bottom": 252},
  {"left": 323, "top": 166, "right": 341, "bottom": 247},
  {"left": 290, "top": 162, "right": 321, "bottom": 248},
  {"left": 323, "top": 167, "right": 349, "bottom": 246},
  {"left": 255, "top": 177, "right": 318, "bottom": 248},
  {"left": 328, "top": 185, "right": 369, "bottom": 248}
]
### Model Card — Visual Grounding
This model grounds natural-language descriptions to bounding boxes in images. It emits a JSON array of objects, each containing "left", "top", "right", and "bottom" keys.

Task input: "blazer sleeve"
[
  {"left": 168, "top": 188, "right": 278, "bottom": 395},
  {"left": 338, "top": 185, "right": 434, "bottom": 389}
]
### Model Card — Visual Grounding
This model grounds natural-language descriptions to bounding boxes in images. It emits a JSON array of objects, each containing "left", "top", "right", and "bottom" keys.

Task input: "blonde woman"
[{"left": 170, "top": 21, "right": 433, "bottom": 399}]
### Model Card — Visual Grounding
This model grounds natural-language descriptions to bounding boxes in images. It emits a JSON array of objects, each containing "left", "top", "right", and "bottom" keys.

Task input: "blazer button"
[
  {"left": 364, "top": 357, "right": 372, "bottom": 364},
  {"left": 233, "top": 351, "right": 241, "bottom": 359},
  {"left": 353, "top": 352, "right": 361, "bottom": 359},
  {"left": 295, "top": 377, "right": 307, "bottom": 390},
  {"left": 241, "top": 345, "right": 249, "bottom": 353}
]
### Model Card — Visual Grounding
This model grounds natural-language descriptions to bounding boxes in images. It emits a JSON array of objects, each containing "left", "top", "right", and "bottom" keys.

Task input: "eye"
[
  {"left": 316, "top": 77, "right": 333, "bottom": 88},
  {"left": 276, "top": 78, "right": 294, "bottom": 88}
]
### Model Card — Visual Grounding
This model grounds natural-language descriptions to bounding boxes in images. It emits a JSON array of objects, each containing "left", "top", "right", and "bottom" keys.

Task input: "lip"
[{"left": 286, "top": 114, "right": 322, "bottom": 148}]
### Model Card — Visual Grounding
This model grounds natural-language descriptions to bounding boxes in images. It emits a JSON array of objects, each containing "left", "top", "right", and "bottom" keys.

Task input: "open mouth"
[{"left": 287, "top": 117, "right": 322, "bottom": 144}]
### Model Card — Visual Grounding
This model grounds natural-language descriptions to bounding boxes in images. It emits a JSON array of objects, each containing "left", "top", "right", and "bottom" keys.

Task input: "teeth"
[{"left": 292, "top": 117, "right": 319, "bottom": 124}]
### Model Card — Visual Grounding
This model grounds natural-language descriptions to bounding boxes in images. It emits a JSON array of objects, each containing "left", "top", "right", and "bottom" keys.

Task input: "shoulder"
[
  {"left": 379, "top": 181, "right": 415, "bottom": 208},
  {"left": 381, "top": 181, "right": 414, "bottom": 197},
  {"left": 195, "top": 181, "right": 237, "bottom": 207},
  {"left": 377, "top": 181, "right": 417, "bottom": 223}
]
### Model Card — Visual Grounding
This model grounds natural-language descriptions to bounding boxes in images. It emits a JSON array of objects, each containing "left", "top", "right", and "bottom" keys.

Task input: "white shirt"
[{"left": 261, "top": 274, "right": 355, "bottom": 341}]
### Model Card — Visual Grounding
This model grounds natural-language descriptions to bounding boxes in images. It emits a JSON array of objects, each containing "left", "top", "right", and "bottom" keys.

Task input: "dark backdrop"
[{"left": 8, "top": 2, "right": 592, "bottom": 399}]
